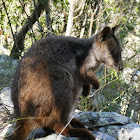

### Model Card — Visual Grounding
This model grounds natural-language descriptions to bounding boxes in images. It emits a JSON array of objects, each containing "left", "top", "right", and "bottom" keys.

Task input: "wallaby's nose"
[
  {"left": 119, "top": 64, "right": 123, "bottom": 71},
  {"left": 119, "top": 66, "right": 123, "bottom": 71},
  {"left": 118, "top": 60, "right": 123, "bottom": 71}
]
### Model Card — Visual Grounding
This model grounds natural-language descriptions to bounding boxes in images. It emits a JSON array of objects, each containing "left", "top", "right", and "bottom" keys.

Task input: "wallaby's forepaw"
[
  {"left": 82, "top": 91, "right": 89, "bottom": 97},
  {"left": 82, "top": 89, "right": 90, "bottom": 97},
  {"left": 93, "top": 81, "right": 100, "bottom": 89},
  {"left": 82, "top": 84, "right": 91, "bottom": 97}
]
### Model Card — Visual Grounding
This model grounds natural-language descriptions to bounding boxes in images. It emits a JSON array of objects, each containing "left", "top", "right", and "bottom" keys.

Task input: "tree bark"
[
  {"left": 10, "top": 2, "right": 45, "bottom": 59},
  {"left": 45, "top": 0, "right": 52, "bottom": 35},
  {"left": 65, "top": 0, "right": 75, "bottom": 36},
  {"left": 61, "top": 0, "right": 67, "bottom": 33}
]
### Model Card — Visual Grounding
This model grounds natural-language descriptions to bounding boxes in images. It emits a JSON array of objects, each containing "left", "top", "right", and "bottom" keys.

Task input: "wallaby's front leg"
[
  {"left": 82, "top": 84, "right": 91, "bottom": 97},
  {"left": 83, "top": 69, "right": 100, "bottom": 89}
]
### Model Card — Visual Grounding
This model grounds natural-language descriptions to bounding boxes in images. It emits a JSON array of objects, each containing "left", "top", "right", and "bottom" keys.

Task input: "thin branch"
[
  {"left": 126, "top": 0, "right": 136, "bottom": 23},
  {"left": 19, "top": 0, "right": 29, "bottom": 17},
  {"left": 88, "top": 10, "right": 94, "bottom": 37},
  {"left": 58, "top": 116, "right": 74, "bottom": 136},
  {"left": 2, "top": 0, "right": 15, "bottom": 40},
  {"left": 95, "top": 0, "right": 102, "bottom": 33},
  {"left": 44, "top": 1, "right": 52, "bottom": 35},
  {"left": 80, "top": 14, "right": 87, "bottom": 38},
  {"left": 89, "top": 78, "right": 118, "bottom": 98},
  {"left": 75, "top": 0, "right": 85, "bottom": 13},
  {"left": 73, "top": 0, "right": 85, "bottom": 20}
]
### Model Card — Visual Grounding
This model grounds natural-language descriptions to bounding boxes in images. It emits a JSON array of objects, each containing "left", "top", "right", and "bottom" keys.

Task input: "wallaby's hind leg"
[
  {"left": 53, "top": 123, "right": 95, "bottom": 140},
  {"left": 6, "top": 120, "right": 32, "bottom": 140},
  {"left": 42, "top": 127, "right": 55, "bottom": 136}
]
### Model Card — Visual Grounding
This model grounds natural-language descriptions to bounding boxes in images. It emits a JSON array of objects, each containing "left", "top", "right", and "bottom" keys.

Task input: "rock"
[
  {"left": 0, "top": 124, "right": 14, "bottom": 139},
  {"left": 93, "top": 131, "right": 117, "bottom": 140},
  {"left": 0, "top": 87, "right": 14, "bottom": 114},
  {"left": 33, "top": 131, "right": 116, "bottom": 140},
  {"left": 0, "top": 54, "right": 18, "bottom": 89},
  {"left": 118, "top": 123, "right": 140, "bottom": 140},
  {"left": 27, "top": 128, "right": 49, "bottom": 140},
  {"left": 74, "top": 111, "right": 140, "bottom": 140},
  {"left": 34, "top": 134, "right": 78, "bottom": 140},
  {"left": 74, "top": 111, "right": 99, "bottom": 129},
  {"left": 74, "top": 111, "right": 132, "bottom": 129},
  {"left": 1, "top": 111, "right": 140, "bottom": 140}
]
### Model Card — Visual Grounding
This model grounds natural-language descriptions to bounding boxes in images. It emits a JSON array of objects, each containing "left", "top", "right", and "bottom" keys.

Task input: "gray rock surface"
[
  {"left": 0, "top": 124, "right": 14, "bottom": 139},
  {"left": 1, "top": 111, "right": 140, "bottom": 140},
  {"left": 0, "top": 54, "right": 18, "bottom": 89},
  {"left": 118, "top": 123, "right": 140, "bottom": 140}
]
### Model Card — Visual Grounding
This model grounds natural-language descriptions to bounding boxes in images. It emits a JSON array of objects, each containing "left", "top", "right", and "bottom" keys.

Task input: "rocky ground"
[
  {"left": 0, "top": 96, "right": 13, "bottom": 139},
  {"left": 0, "top": 87, "right": 140, "bottom": 140}
]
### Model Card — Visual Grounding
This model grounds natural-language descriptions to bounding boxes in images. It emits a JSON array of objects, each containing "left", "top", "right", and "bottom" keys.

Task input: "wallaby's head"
[{"left": 94, "top": 25, "right": 123, "bottom": 71}]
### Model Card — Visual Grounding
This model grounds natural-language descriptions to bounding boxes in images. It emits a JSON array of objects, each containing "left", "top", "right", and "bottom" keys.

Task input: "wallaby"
[{"left": 8, "top": 25, "right": 123, "bottom": 140}]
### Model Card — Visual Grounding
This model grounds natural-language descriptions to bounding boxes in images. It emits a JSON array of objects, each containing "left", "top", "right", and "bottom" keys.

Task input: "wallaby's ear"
[
  {"left": 112, "top": 24, "right": 121, "bottom": 34},
  {"left": 99, "top": 27, "right": 111, "bottom": 41}
]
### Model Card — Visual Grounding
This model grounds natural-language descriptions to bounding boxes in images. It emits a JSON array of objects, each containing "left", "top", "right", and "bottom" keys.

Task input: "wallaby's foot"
[
  {"left": 53, "top": 122, "right": 95, "bottom": 140},
  {"left": 70, "top": 118, "right": 85, "bottom": 128}
]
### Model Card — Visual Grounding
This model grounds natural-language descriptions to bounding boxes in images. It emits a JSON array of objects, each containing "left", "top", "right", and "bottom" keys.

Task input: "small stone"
[
  {"left": 0, "top": 124, "right": 14, "bottom": 138},
  {"left": 0, "top": 87, "right": 14, "bottom": 114}
]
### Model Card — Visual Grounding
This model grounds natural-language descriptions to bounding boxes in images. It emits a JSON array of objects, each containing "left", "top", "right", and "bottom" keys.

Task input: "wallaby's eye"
[{"left": 110, "top": 50, "right": 117, "bottom": 56}]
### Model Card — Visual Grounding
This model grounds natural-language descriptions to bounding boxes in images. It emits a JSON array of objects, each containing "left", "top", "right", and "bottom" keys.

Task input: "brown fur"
[{"left": 8, "top": 26, "right": 123, "bottom": 140}]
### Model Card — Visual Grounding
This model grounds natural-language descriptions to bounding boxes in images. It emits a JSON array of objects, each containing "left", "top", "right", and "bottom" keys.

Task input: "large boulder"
[{"left": 0, "top": 54, "right": 18, "bottom": 89}]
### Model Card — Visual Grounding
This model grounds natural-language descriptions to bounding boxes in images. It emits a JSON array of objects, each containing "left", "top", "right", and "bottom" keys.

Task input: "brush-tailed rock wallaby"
[{"left": 9, "top": 25, "right": 123, "bottom": 140}]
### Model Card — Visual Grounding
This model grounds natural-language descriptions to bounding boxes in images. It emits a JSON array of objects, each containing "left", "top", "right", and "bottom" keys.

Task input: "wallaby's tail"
[
  {"left": 68, "top": 127, "right": 95, "bottom": 140},
  {"left": 54, "top": 123, "right": 95, "bottom": 140}
]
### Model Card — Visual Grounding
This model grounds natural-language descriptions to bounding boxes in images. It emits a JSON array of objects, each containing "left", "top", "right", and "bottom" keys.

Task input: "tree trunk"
[
  {"left": 61, "top": 0, "right": 67, "bottom": 33},
  {"left": 65, "top": 0, "right": 75, "bottom": 36},
  {"left": 45, "top": 0, "right": 52, "bottom": 35},
  {"left": 10, "top": 1, "right": 46, "bottom": 59}
]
